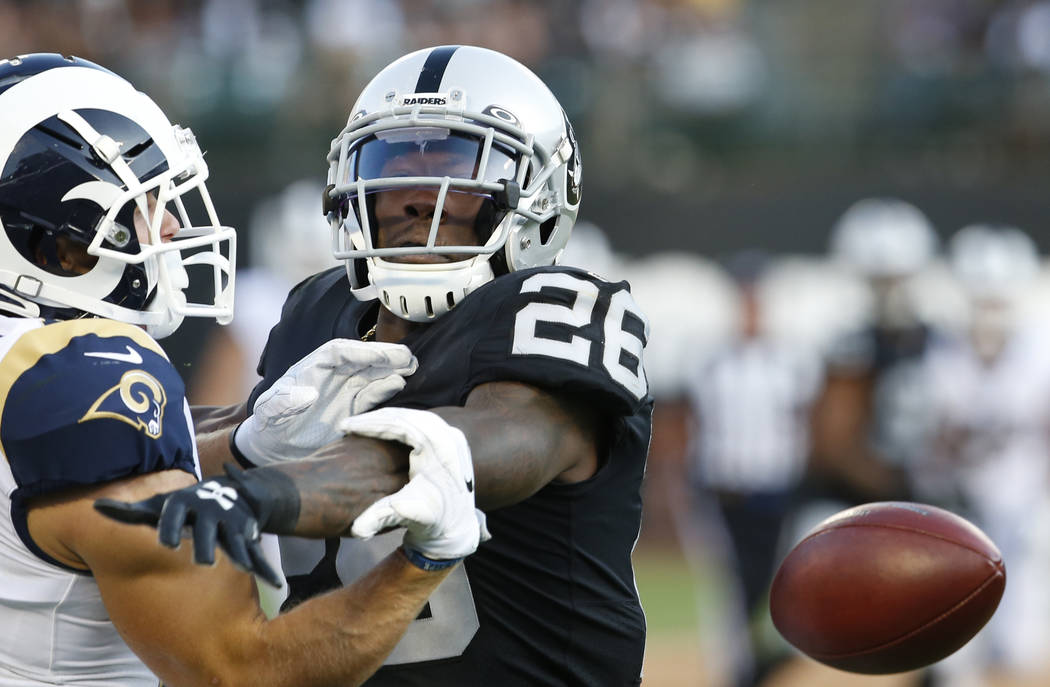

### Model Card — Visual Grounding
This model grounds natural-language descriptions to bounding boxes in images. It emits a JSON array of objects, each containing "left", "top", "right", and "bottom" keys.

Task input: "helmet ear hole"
[
  {"left": 352, "top": 257, "right": 370, "bottom": 287},
  {"left": 539, "top": 217, "right": 556, "bottom": 246}
]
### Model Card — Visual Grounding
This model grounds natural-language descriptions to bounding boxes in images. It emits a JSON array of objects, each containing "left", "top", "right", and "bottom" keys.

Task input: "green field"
[{"left": 634, "top": 547, "right": 707, "bottom": 637}]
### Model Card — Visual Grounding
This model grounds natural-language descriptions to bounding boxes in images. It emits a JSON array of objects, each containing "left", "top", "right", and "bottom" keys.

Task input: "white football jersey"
[
  {"left": 0, "top": 510, "right": 158, "bottom": 686},
  {"left": 924, "top": 325, "right": 1050, "bottom": 521},
  {"left": 923, "top": 323, "right": 1050, "bottom": 674},
  {"left": 0, "top": 315, "right": 198, "bottom": 685}
]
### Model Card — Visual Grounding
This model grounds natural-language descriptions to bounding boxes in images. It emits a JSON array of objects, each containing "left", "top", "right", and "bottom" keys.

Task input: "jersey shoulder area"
[
  {"left": 432, "top": 265, "right": 652, "bottom": 414},
  {"left": 0, "top": 317, "right": 195, "bottom": 499},
  {"left": 447, "top": 264, "right": 640, "bottom": 325},
  {"left": 481, "top": 264, "right": 634, "bottom": 299}
]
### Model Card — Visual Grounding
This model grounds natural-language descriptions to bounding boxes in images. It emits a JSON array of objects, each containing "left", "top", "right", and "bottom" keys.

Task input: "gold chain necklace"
[{"left": 361, "top": 324, "right": 377, "bottom": 342}]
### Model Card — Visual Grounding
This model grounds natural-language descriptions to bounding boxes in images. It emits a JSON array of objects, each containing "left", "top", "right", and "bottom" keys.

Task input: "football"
[{"left": 769, "top": 501, "right": 1005, "bottom": 674}]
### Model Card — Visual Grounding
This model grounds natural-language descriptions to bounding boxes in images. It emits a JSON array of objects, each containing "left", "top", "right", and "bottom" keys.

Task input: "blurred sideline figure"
[
  {"left": 681, "top": 251, "right": 824, "bottom": 687},
  {"left": 624, "top": 250, "right": 737, "bottom": 685},
  {"left": 0, "top": 53, "right": 476, "bottom": 687},
  {"left": 919, "top": 225, "right": 1050, "bottom": 687},
  {"left": 805, "top": 198, "right": 941, "bottom": 519},
  {"left": 190, "top": 178, "right": 337, "bottom": 405}
]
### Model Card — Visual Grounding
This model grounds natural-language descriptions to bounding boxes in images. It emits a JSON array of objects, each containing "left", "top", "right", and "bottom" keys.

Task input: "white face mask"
[{"left": 143, "top": 250, "right": 189, "bottom": 339}]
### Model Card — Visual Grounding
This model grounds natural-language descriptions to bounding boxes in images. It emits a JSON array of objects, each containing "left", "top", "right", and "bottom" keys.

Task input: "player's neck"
[{"left": 375, "top": 307, "right": 427, "bottom": 343}]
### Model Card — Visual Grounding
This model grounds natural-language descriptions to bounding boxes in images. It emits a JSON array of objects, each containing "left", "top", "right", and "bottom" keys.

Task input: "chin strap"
[{"left": 366, "top": 256, "right": 495, "bottom": 322}]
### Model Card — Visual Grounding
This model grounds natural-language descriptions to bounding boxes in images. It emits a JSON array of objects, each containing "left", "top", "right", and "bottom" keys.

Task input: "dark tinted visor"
[{"left": 344, "top": 128, "right": 517, "bottom": 186}]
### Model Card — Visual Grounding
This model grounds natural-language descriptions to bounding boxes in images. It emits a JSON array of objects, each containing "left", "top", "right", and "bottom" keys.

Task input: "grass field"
[
  {"left": 632, "top": 545, "right": 925, "bottom": 687},
  {"left": 635, "top": 547, "right": 708, "bottom": 637},
  {"left": 634, "top": 545, "right": 718, "bottom": 687}
]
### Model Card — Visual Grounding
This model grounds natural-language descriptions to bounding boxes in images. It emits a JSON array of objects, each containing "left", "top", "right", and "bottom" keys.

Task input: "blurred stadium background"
[{"left": 7, "top": 1, "right": 1050, "bottom": 685}]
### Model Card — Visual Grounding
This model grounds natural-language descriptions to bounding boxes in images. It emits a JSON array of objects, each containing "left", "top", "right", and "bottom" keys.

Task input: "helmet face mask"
[
  {"left": 0, "top": 54, "right": 236, "bottom": 338},
  {"left": 341, "top": 128, "right": 519, "bottom": 261},
  {"left": 327, "top": 46, "right": 581, "bottom": 322}
]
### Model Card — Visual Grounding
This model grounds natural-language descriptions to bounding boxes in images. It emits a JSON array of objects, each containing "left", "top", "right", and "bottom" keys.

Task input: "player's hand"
[
  {"left": 344, "top": 408, "right": 491, "bottom": 564},
  {"left": 94, "top": 464, "right": 295, "bottom": 587},
  {"left": 235, "top": 339, "right": 417, "bottom": 466}
]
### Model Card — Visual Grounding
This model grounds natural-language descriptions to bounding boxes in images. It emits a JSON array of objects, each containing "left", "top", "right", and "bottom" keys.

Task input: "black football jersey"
[{"left": 251, "top": 265, "right": 652, "bottom": 686}]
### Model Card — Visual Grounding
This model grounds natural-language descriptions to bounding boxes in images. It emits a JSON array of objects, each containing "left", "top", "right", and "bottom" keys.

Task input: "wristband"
[
  {"left": 228, "top": 422, "right": 257, "bottom": 470},
  {"left": 400, "top": 546, "right": 462, "bottom": 572},
  {"left": 222, "top": 463, "right": 302, "bottom": 534}
]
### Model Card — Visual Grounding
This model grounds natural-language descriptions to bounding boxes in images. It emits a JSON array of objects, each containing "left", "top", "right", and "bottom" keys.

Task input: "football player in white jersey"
[
  {"left": 921, "top": 225, "right": 1050, "bottom": 686},
  {"left": 0, "top": 53, "right": 483, "bottom": 687}
]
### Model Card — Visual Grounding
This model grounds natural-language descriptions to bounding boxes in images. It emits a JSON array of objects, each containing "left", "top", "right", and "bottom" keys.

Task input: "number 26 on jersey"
[{"left": 511, "top": 272, "right": 650, "bottom": 400}]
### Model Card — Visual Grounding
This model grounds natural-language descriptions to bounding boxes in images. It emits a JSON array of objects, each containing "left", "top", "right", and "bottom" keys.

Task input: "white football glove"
[
  {"left": 345, "top": 408, "right": 491, "bottom": 563},
  {"left": 234, "top": 339, "right": 417, "bottom": 466}
]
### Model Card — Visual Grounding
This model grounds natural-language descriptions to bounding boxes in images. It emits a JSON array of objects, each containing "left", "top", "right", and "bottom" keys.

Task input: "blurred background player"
[
  {"left": 918, "top": 225, "right": 1050, "bottom": 687},
  {"left": 0, "top": 52, "right": 481, "bottom": 687},
  {"left": 805, "top": 198, "right": 943, "bottom": 520},
  {"left": 682, "top": 251, "right": 824, "bottom": 687}
]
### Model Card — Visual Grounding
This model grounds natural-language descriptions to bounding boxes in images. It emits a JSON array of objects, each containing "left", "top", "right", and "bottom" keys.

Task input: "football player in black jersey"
[
  {"left": 0, "top": 53, "right": 483, "bottom": 687},
  {"left": 107, "top": 45, "right": 653, "bottom": 686}
]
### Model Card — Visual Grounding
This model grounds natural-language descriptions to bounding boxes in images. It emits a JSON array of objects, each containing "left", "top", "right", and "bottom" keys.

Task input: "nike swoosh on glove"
[
  {"left": 235, "top": 338, "right": 417, "bottom": 466},
  {"left": 344, "top": 408, "right": 491, "bottom": 562}
]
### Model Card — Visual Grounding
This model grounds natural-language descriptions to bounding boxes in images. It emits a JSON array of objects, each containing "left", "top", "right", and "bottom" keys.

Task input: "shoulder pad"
[{"left": 1, "top": 318, "right": 195, "bottom": 497}]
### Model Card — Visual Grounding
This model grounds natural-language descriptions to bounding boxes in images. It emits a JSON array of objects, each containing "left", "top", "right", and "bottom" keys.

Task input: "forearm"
[
  {"left": 430, "top": 404, "right": 575, "bottom": 510},
  {"left": 254, "top": 382, "right": 595, "bottom": 534},
  {"left": 114, "top": 546, "right": 451, "bottom": 687},
  {"left": 262, "top": 435, "right": 410, "bottom": 537},
  {"left": 191, "top": 403, "right": 247, "bottom": 477},
  {"left": 77, "top": 472, "right": 442, "bottom": 687},
  {"left": 191, "top": 402, "right": 248, "bottom": 434},
  {"left": 433, "top": 381, "right": 601, "bottom": 509},
  {"left": 245, "top": 549, "right": 452, "bottom": 687}
]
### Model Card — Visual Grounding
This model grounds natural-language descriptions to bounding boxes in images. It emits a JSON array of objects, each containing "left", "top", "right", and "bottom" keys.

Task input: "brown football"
[{"left": 769, "top": 501, "right": 1006, "bottom": 674}]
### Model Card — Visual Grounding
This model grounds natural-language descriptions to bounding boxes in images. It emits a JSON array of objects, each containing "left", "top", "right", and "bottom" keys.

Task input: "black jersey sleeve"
[{"left": 461, "top": 266, "right": 651, "bottom": 417}]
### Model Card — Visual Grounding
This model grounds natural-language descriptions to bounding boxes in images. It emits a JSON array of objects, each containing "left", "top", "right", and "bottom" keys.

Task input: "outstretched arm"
[
  {"left": 250, "top": 379, "right": 601, "bottom": 537},
  {"left": 97, "top": 379, "right": 593, "bottom": 580},
  {"left": 30, "top": 470, "right": 452, "bottom": 687}
]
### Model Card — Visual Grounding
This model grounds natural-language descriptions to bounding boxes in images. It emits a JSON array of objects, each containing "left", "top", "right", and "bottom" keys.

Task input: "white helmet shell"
[
  {"left": 949, "top": 224, "right": 1040, "bottom": 300},
  {"left": 830, "top": 198, "right": 938, "bottom": 278},
  {"left": 326, "top": 45, "right": 581, "bottom": 322}
]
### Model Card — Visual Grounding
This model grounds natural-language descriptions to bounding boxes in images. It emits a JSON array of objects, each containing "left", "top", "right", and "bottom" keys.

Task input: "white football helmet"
[
  {"left": 830, "top": 198, "right": 938, "bottom": 278},
  {"left": 0, "top": 54, "right": 235, "bottom": 338},
  {"left": 326, "top": 45, "right": 581, "bottom": 321},
  {"left": 949, "top": 224, "right": 1041, "bottom": 358},
  {"left": 949, "top": 224, "right": 1040, "bottom": 300}
]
